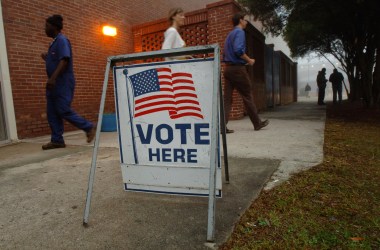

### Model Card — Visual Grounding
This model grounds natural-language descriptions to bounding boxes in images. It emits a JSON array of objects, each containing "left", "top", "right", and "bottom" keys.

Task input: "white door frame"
[{"left": 0, "top": 1, "right": 18, "bottom": 142}]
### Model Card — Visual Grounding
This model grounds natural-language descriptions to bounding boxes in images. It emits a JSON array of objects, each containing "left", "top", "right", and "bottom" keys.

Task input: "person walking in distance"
[
  {"left": 41, "top": 15, "right": 95, "bottom": 150},
  {"left": 305, "top": 83, "right": 311, "bottom": 98},
  {"left": 223, "top": 13, "right": 268, "bottom": 133},
  {"left": 316, "top": 68, "right": 328, "bottom": 105},
  {"left": 329, "top": 68, "right": 344, "bottom": 104}
]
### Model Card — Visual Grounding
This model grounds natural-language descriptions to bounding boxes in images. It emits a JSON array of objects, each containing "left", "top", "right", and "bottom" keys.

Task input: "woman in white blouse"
[{"left": 162, "top": 8, "right": 188, "bottom": 60}]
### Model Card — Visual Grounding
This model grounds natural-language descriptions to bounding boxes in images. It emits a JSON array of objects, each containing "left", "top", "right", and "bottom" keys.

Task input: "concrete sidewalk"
[{"left": 0, "top": 98, "right": 325, "bottom": 249}]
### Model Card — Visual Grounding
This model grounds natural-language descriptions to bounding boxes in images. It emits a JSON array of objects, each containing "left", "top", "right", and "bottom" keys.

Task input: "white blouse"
[
  {"left": 162, "top": 27, "right": 186, "bottom": 61},
  {"left": 162, "top": 27, "right": 185, "bottom": 50}
]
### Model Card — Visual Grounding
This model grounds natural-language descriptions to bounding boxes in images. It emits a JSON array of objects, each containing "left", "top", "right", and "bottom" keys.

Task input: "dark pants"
[
  {"left": 46, "top": 84, "right": 92, "bottom": 144},
  {"left": 318, "top": 85, "right": 326, "bottom": 104},
  {"left": 332, "top": 83, "right": 342, "bottom": 103},
  {"left": 223, "top": 65, "right": 261, "bottom": 128}
]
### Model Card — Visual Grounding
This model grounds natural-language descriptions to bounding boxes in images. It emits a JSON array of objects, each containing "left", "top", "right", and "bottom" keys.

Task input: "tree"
[{"left": 240, "top": 0, "right": 380, "bottom": 106}]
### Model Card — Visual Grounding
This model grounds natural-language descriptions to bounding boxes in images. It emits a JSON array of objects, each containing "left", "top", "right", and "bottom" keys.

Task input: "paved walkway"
[{"left": 0, "top": 97, "right": 325, "bottom": 249}]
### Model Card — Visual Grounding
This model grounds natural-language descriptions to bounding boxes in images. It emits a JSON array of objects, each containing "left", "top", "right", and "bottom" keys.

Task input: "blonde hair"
[{"left": 168, "top": 8, "right": 184, "bottom": 24}]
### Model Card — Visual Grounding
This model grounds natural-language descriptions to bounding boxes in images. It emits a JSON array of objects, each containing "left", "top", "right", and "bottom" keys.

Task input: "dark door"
[
  {"left": 273, "top": 52, "right": 281, "bottom": 105},
  {"left": 265, "top": 45, "right": 274, "bottom": 107},
  {"left": 0, "top": 81, "right": 8, "bottom": 141}
]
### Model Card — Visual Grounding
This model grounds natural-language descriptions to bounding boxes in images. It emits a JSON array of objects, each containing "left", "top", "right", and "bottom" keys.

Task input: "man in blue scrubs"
[
  {"left": 41, "top": 15, "right": 95, "bottom": 150},
  {"left": 223, "top": 12, "right": 268, "bottom": 133}
]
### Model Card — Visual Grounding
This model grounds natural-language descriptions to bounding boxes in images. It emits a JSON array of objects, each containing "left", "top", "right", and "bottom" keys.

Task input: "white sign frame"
[
  {"left": 83, "top": 45, "right": 221, "bottom": 241},
  {"left": 113, "top": 59, "right": 221, "bottom": 197}
]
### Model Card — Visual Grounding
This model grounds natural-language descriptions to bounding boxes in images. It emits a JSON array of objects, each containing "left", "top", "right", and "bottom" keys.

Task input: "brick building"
[{"left": 0, "top": 0, "right": 296, "bottom": 143}]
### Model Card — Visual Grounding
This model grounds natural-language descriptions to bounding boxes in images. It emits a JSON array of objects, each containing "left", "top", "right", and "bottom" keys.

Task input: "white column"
[{"left": 0, "top": 1, "right": 18, "bottom": 141}]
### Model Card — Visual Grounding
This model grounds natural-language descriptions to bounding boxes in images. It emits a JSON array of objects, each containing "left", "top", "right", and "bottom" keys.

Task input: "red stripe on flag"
[
  {"left": 174, "top": 93, "right": 198, "bottom": 98},
  {"left": 156, "top": 68, "right": 171, "bottom": 73},
  {"left": 170, "top": 113, "right": 204, "bottom": 119},
  {"left": 172, "top": 72, "right": 192, "bottom": 78},
  {"left": 135, "top": 100, "right": 176, "bottom": 111},
  {"left": 135, "top": 94, "right": 174, "bottom": 104},
  {"left": 173, "top": 86, "right": 196, "bottom": 91},
  {"left": 176, "top": 99, "right": 200, "bottom": 105},
  {"left": 135, "top": 107, "right": 176, "bottom": 118},
  {"left": 172, "top": 79, "right": 193, "bottom": 84}
]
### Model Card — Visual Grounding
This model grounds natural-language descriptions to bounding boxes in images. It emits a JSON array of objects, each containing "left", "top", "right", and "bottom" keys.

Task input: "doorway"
[{"left": 0, "top": 81, "right": 7, "bottom": 141}]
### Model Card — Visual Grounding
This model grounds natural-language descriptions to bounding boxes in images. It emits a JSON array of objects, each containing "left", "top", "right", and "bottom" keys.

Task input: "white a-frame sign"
[
  {"left": 114, "top": 58, "right": 222, "bottom": 196},
  {"left": 83, "top": 45, "right": 223, "bottom": 241}
]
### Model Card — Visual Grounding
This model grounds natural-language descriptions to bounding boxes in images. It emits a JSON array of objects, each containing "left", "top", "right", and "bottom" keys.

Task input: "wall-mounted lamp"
[{"left": 102, "top": 26, "right": 117, "bottom": 37}]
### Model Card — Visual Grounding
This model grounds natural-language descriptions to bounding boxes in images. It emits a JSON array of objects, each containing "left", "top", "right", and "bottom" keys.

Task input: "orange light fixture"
[{"left": 102, "top": 26, "right": 117, "bottom": 36}]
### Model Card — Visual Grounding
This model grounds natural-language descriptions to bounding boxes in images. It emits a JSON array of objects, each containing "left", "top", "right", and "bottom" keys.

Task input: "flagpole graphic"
[{"left": 123, "top": 69, "right": 139, "bottom": 164}]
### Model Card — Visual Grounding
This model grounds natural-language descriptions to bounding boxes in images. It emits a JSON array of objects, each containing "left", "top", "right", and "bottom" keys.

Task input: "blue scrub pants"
[{"left": 46, "top": 84, "right": 92, "bottom": 144}]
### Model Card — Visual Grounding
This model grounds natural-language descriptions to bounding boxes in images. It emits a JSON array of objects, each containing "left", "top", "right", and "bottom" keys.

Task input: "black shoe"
[
  {"left": 255, "top": 120, "right": 269, "bottom": 131},
  {"left": 226, "top": 128, "right": 234, "bottom": 134},
  {"left": 42, "top": 142, "right": 66, "bottom": 150}
]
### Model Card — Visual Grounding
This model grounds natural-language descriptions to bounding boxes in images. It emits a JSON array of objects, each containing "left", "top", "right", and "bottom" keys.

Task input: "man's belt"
[{"left": 224, "top": 62, "right": 245, "bottom": 66}]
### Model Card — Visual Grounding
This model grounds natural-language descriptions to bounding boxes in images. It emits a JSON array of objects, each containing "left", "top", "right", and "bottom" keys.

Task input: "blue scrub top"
[{"left": 45, "top": 33, "right": 75, "bottom": 88}]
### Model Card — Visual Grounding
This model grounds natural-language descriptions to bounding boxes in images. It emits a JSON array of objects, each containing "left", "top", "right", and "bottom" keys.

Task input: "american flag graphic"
[{"left": 128, "top": 67, "right": 204, "bottom": 119}]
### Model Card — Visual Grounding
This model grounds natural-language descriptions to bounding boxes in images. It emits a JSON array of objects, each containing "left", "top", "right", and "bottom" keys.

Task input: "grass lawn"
[{"left": 220, "top": 102, "right": 380, "bottom": 250}]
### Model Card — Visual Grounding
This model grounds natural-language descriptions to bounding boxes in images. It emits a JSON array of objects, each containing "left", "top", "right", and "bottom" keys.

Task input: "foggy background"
[
  {"left": 297, "top": 54, "right": 349, "bottom": 100},
  {"left": 251, "top": 18, "right": 349, "bottom": 102}
]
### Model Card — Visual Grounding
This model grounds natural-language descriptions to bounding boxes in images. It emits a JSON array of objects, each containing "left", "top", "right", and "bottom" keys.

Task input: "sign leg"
[
  {"left": 83, "top": 60, "right": 112, "bottom": 226},
  {"left": 207, "top": 46, "right": 220, "bottom": 242},
  {"left": 219, "top": 74, "right": 229, "bottom": 183}
]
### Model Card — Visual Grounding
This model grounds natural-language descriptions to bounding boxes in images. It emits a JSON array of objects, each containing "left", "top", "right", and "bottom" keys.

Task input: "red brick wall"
[
  {"left": 127, "top": 0, "right": 219, "bottom": 25},
  {"left": 3, "top": 0, "right": 295, "bottom": 139},
  {"left": 133, "top": 9, "right": 209, "bottom": 54},
  {"left": 2, "top": 0, "right": 221, "bottom": 139},
  {"left": 207, "top": 1, "right": 246, "bottom": 120},
  {"left": 1, "top": 1, "right": 126, "bottom": 139}
]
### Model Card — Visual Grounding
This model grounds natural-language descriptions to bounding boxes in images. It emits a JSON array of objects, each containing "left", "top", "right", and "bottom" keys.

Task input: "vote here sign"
[{"left": 113, "top": 59, "right": 222, "bottom": 196}]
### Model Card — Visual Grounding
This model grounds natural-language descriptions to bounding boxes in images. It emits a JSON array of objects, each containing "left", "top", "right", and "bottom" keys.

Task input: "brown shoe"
[
  {"left": 254, "top": 119, "right": 269, "bottom": 131},
  {"left": 42, "top": 142, "right": 66, "bottom": 150},
  {"left": 86, "top": 126, "right": 96, "bottom": 143}
]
